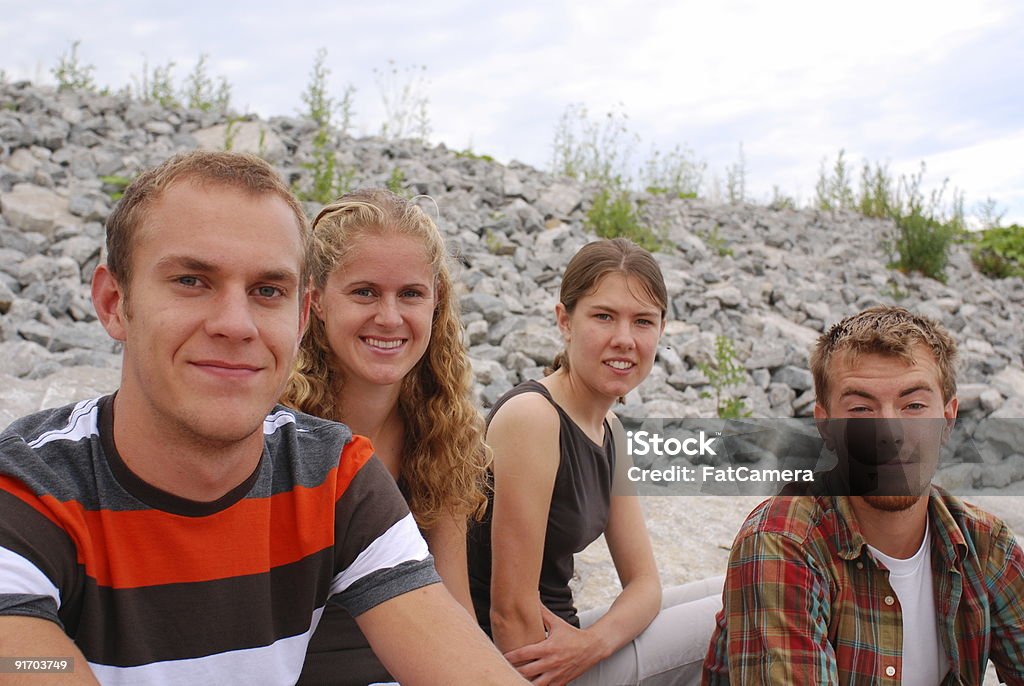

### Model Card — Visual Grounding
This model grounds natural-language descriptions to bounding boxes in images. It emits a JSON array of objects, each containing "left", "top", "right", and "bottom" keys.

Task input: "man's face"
[
  {"left": 814, "top": 346, "right": 958, "bottom": 511},
  {"left": 94, "top": 181, "right": 309, "bottom": 448}
]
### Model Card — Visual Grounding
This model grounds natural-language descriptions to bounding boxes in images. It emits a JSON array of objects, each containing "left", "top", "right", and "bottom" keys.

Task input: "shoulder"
[
  {"left": 0, "top": 397, "right": 105, "bottom": 502},
  {"left": 486, "top": 387, "right": 560, "bottom": 438},
  {"left": 932, "top": 488, "right": 1022, "bottom": 563},
  {"left": 732, "top": 495, "right": 839, "bottom": 554}
]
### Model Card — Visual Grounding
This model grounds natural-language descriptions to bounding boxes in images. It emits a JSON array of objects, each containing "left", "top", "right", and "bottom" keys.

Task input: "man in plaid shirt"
[{"left": 703, "top": 306, "right": 1024, "bottom": 685}]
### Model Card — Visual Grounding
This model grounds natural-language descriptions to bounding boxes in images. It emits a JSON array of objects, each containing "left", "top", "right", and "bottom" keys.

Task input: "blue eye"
[
  {"left": 255, "top": 285, "right": 284, "bottom": 298},
  {"left": 177, "top": 276, "right": 200, "bottom": 287}
]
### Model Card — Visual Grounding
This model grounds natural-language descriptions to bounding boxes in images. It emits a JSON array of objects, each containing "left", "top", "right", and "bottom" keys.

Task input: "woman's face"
[
  {"left": 313, "top": 232, "right": 436, "bottom": 389},
  {"left": 557, "top": 272, "right": 665, "bottom": 402}
]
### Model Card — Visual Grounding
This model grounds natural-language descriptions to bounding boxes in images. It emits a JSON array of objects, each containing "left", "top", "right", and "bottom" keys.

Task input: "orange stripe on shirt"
[{"left": 1, "top": 437, "right": 377, "bottom": 589}]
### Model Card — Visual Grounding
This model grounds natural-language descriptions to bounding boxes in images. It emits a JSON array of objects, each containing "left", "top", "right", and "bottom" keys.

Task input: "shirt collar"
[{"left": 830, "top": 487, "right": 968, "bottom": 566}]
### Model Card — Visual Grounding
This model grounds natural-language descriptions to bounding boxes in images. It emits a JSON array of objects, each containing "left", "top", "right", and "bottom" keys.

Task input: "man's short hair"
[
  {"left": 811, "top": 305, "right": 959, "bottom": 407},
  {"left": 104, "top": 150, "right": 310, "bottom": 299}
]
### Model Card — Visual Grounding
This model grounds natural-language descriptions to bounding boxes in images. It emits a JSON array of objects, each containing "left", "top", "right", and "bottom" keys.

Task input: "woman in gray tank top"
[{"left": 468, "top": 238, "right": 723, "bottom": 686}]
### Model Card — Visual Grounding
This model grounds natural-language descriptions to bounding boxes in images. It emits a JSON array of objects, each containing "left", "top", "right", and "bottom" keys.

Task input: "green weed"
[
  {"left": 386, "top": 168, "right": 409, "bottom": 197},
  {"left": 100, "top": 175, "right": 132, "bottom": 201},
  {"left": 182, "top": 54, "right": 231, "bottom": 112},
  {"left": 375, "top": 60, "right": 430, "bottom": 142},
  {"left": 455, "top": 148, "right": 495, "bottom": 163},
  {"left": 971, "top": 224, "right": 1024, "bottom": 278},
  {"left": 885, "top": 165, "right": 963, "bottom": 282},
  {"left": 698, "top": 336, "right": 751, "bottom": 419},
  {"left": 725, "top": 143, "right": 747, "bottom": 204},
  {"left": 297, "top": 48, "right": 356, "bottom": 204},
  {"left": 51, "top": 40, "right": 96, "bottom": 92},
  {"left": 641, "top": 144, "right": 705, "bottom": 198},
  {"left": 814, "top": 149, "right": 856, "bottom": 211},
  {"left": 586, "top": 189, "right": 662, "bottom": 252},
  {"left": 133, "top": 58, "right": 179, "bottom": 107}
]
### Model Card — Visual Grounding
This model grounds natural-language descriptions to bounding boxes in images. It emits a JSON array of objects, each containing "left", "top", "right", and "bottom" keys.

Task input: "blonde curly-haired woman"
[{"left": 282, "top": 189, "right": 488, "bottom": 686}]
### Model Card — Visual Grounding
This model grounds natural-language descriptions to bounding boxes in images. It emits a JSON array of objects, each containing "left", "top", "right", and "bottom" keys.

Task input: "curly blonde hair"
[{"left": 281, "top": 189, "right": 488, "bottom": 528}]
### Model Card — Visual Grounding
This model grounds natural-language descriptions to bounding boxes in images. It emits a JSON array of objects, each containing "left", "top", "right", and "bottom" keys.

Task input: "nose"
[
  {"left": 374, "top": 296, "right": 403, "bottom": 328},
  {"left": 610, "top": 320, "right": 634, "bottom": 349},
  {"left": 875, "top": 416, "right": 904, "bottom": 449},
  {"left": 207, "top": 289, "right": 258, "bottom": 340}
]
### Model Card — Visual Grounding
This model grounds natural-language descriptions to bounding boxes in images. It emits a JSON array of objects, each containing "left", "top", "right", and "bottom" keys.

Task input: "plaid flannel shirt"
[{"left": 703, "top": 488, "right": 1024, "bottom": 685}]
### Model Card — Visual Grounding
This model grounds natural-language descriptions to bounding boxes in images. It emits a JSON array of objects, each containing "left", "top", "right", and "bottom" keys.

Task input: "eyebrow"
[
  {"left": 838, "top": 384, "right": 936, "bottom": 401},
  {"left": 341, "top": 279, "right": 432, "bottom": 290},
  {"left": 589, "top": 304, "right": 660, "bottom": 318},
  {"left": 156, "top": 255, "right": 299, "bottom": 285}
]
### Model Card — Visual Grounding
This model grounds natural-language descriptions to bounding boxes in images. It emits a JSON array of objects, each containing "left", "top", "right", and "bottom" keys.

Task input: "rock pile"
[{"left": 1, "top": 80, "right": 1022, "bottom": 472}]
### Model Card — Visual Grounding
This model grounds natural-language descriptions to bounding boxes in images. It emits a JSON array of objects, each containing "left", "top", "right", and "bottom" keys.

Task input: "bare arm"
[
  {"left": 0, "top": 617, "right": 99, "bottom": 685},
  {"left": 576, "top": 415, "right": 661, "bottom": 652},
  {"left": 356, "top": 583, "right": 525, "bottom": 685},
  {"left": 424, "top": 512, "right": 475, "bottom": 616},
  {"left": 504, "top": 417, "right": 661, "bottom": 684},
  {"left": 487, "top": 393, "right": 562, "bottom": 653}
]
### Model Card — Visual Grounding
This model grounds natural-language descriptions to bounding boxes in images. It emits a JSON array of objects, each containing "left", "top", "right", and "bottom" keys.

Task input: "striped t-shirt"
[{"left": 0, "top": 395, "right": 439, "bottom": 684}]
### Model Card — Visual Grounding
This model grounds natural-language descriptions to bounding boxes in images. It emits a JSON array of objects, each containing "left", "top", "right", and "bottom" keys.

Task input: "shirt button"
[
  {"left": 884, "top": 595, "right": 895, "bottom": 606},
  {"left": 885, "top": 666, "right": 896, "bottom": 677},
  {"left": 856, "top": 562, "right": 864, "bottom": 570}
]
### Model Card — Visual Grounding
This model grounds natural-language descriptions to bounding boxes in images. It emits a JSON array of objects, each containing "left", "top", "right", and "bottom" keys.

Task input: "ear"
[
  {"left": 298, "top": 287, "right": 312, "bottom": 339},
  {"left": 555, "top": 302, "right": 571, "bottom": 342},
  {"left": 91, "top": 264, "right": 127, "bottom": 342},
  {"left": 310, "top": 285, "right": 324, "bottom": 319},
  {"left": 813, "top": 403, "right": 834, "bottom": 451},
  {"left": 941, "top": 396, "right": 959, "bottom": 443}
]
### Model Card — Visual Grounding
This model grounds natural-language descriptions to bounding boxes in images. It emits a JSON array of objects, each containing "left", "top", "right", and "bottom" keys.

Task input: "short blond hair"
[
  {"left": 810, "top": 305, "right": 958, "bottom": 408},
  {"left": 105, "top": 151, "right": 309, "bottom": 300}
]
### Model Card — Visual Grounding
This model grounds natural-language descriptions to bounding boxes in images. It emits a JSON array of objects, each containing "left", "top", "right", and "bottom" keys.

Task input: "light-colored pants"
[{"left": 571, "top": 576, "right": 724, "bottom": 686}]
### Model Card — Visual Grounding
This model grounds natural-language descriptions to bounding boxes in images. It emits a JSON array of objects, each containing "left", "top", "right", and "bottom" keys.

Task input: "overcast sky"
[{"left": 3, "top": 0, "right": 1022, "bottom": 224}]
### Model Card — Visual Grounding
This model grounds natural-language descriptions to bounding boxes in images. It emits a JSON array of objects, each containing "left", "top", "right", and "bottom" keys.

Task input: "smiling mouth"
[
  {"left": 362, "top": 337, "right": 406, "bottom": 350},
  {"left": 604, "top": 360, "right": 635, "bottom": 371},
  {"left": 190, "top": 361, "right": 262, "bottom": 377}
]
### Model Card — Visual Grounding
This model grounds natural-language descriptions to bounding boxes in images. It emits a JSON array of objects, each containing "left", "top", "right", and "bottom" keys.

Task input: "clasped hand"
[{"left": 503, "top": 605, "right": 600, "bottom": 686}]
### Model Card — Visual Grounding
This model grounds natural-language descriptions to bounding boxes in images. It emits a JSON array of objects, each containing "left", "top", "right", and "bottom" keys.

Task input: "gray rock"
[
  {"left": 0, "top": 183, "right": 78, "bottom": 238},
  {"left": 50, "top": 235, "right": 101, "bottom": 267},
  {"left": 980, "top": 389, "right": 1004, "bottom": 414},
  {"left": 933, "top": 463, "right": 979, "bottom": 491},
  {"left": 470, "top": 357, "right": 508, "bottom": 386},
  {"left": 771, "top": 365, "right": 814, "bottom": 391},
  {"left": 193, "top": 122, "right": 288, "bottom": 163},
  {"left": 49, "top": 322, "right": 118, "bottom": 354},
  {"left": 465, "top": 319, "right": 488, "bottom": 346},
  {"left": 460, "top": 293, "right": 505, "bottom": 324},
  {"left": 0, "top": 365, "right": 122, "bottom": 429},
  {"left": 0, "top": 281, "right": 14, "bottom": 314},
  {"left": 705, "top": 286, "right": 743, "bottom": 308},
  {"left": 991, "top": 366, "right": 1024, "bottom": 399},
  {"left": 957, "top": 383, "right": 989, "bottom": 412},
  {"left": 536, "top": 183, "right": 582, "bottom": 219},
  {"left": 17, "top": 255, "right": 80, "bottom": 286},
  {"left": 16, "top": 319, "right": 54, "bottom": 348},
  {"left": 481, "top": 378, "right": 513, "bottom": 408},
  {"left": 67, "top": 189, "right": 109, "bottom": 221},
  {"left": 0, "top": 340, "right": 52, "bottom": 377},
  {"left": 501, "top": 324, "right": 563, "bottom": 366}
]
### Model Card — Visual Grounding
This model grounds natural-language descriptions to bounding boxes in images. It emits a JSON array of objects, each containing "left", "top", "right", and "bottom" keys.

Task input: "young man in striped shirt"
[
  {"left": 704, "top": 306, "right": 1024, "bottom": 685},
  {"left": 0, "top": 151, "right": 524, "bottom": 685}
]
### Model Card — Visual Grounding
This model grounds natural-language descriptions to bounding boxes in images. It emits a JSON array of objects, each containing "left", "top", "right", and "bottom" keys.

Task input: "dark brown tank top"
[{"left": 468, "top": 380, "right": 615, "bottom": 633}]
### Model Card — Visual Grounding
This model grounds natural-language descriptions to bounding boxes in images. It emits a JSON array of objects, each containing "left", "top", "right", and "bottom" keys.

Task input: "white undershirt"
[{"left": 868, "top": 520, "right": 949, "bottom": 685}]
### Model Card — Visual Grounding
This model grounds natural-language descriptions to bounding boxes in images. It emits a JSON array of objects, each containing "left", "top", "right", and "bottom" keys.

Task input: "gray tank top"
[{"left": 468, "top": 380, "right": 615, "bottom": 632}]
